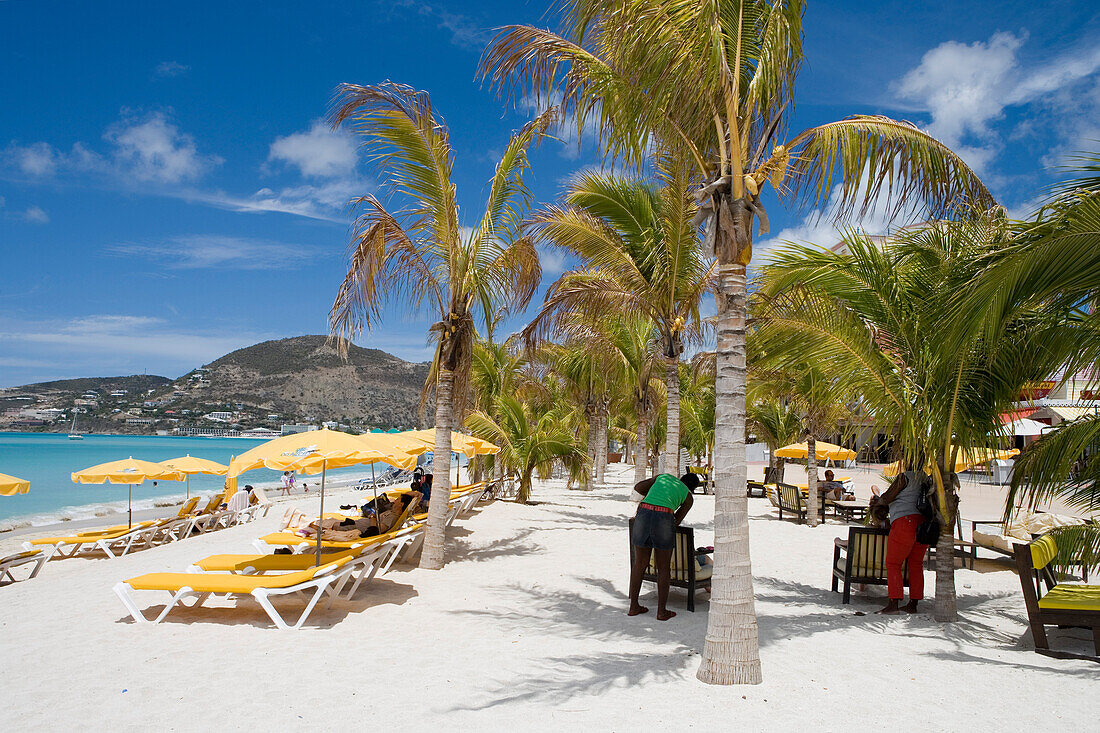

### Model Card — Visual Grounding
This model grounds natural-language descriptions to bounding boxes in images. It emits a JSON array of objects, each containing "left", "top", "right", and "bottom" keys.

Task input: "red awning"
[{"left": 1000, "top": 407, "right": 1038, "bottom": 423}]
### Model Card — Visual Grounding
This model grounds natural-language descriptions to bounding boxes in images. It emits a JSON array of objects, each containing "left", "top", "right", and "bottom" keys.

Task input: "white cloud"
[
  {"left": 896, "top": 32, "right": 1023, "bottom": 150},
  {"left": 755, "top": 176, "right": 924, "bottom": 264},
  {"left": 0, "top": 112, "right": 363, "bottom": 224},
  {"left": 191, "top": 177, "right": 364, "bottom": 223},
  {"left": 536, "top": 244, "right": 568, "bottom": 277},
  {"left": 520, "top": 91, "right": 601, "bottom": 160},
  {"left": 894, "top": 32, "right": 1100, "bottom": 174},
  {"left": 3, "top": 112, "right": 219, "bottom": 185},
  {"left": 65, "top": 315, "right": 165, "bottom": 332},
  {"left": 153, "top": 61, "right": 189, "bottom": 78},
  {"left": 268, "top": 121, "right": 358, "bottom": 179},
  {"left": 0, "top": 313, "right": 269, "bottom": 380},
  {"left": 10, "top": 141, "right": 58, "bottom": 176},
  {"left": 108, "top": 235, "right": 321, "bottom": 270},
  {"left": 392, "top": 1, "right": 487, "bottom": 50},
  {"left": 22, "top": 206, "right": 48, "bottom": 224},
  {"left": 104, "top": 112, "right": 220, "bottom": 183}
]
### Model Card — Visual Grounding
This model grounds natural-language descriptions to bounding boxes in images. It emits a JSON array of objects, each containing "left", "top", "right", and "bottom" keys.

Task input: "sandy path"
[{"left": 0, "top": 464, "right": 1096, "bottom": 731}]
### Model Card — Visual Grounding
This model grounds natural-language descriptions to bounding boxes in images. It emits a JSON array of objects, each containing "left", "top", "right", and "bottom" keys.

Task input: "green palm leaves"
[
  {"left": 327, "top": 82, "right": 549, "bottom": 569},
  {"left": 526, "top": 160, "right": 715, "bottom": 357},
  {"left": 466, "top": 394, "right": 589, "bottom": 503}
]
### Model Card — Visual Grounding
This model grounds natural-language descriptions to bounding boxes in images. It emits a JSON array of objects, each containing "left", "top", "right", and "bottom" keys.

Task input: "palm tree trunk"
[
  {"left": 518, "top": 468, "right": 534, "bottom": 503},
  {"left": 583, "top": 412, "right": 597, "bottom": 488},
  {"left": 595, "top": 404, "right": 608, "bottom": 485},
  {"left": 420, "top": 366, "right": 454, "bottom": 570},
  {"left": 663, "top": 356, "right": 680, "bottom": 477},
  {"left": 697, "top": 260, "right": 763, "bottom": 685},
  {"left": 933, "top": 476, "right": 959, "bottom": 621},
  {"left": 634, "top": 411, "right": 649, "bottom": 487},
  {"left": 806, "top": 435, "right": 821, "bottom": 527}
]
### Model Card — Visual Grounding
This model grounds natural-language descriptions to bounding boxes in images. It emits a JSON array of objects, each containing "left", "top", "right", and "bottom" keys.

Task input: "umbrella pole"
[
  {"left": 370, "top": 462, "right": 378, "bottom": 524},
  {"left": 186, "top": 476, "right": 190, "bottom": 500},
  {"left": 128, "top": 484, "right": 133, "bottom": 529},
  {"left": 315, "top": 461, "right": 327, "bottom": 567}
]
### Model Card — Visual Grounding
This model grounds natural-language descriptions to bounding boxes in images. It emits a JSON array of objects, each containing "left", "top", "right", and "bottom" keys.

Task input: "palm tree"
[
  {"left": 524, "top": 158, "right": 714, "bottom": 479},
  {"left": 680, "top": 359, "right": 716, "bottom": 472},
  {"left": 746, "top": 396, "right": 802, "bottom": 483},
  {"left": 537, "top": 339, "right": 618, "bottom": 486},
  {"left": 467, "top": 395, "right": 589, "bottom": 502},
  {"left": 481, "top": 0, "right": 995, "bottom": 683},
  {"left": 470, "top": 335, "right": 530, "bottom": 486},
  {"left": 753, "top": 220, "right": 1074, "bottom": 619},
  {"left": 749, "top": 361, "right": 853, "bottom": 526},
  {"left": 971, "top": 152, "right": 1100, "bottom": 571},
  {"left": 327, "top": 82, "right": 549, "bottom": 570}
]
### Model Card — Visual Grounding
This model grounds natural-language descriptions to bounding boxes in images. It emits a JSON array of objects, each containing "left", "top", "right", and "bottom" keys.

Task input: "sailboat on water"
[{"left": 68, "top": 410, "right": 83, "bottom": 440}]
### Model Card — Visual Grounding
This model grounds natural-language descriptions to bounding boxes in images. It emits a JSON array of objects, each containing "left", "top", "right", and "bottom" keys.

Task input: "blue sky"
[{"left": 1, "top": 0, "right": 1097, "bottom": 387}]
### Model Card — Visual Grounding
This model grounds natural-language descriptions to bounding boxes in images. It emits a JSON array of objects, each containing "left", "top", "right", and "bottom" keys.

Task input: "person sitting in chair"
[{"left": 821, "top": 470, "right": 854, "bottom": 501}]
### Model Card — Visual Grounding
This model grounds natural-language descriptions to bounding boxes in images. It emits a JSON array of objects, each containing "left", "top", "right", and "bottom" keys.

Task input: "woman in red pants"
[{"left": 876, "top": 469, "right": 929, "bottom": 614}]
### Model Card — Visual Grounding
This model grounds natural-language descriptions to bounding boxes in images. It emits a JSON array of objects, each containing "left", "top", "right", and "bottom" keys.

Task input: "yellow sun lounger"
[
  {"left": 26, "top": 522, "right": 157, "bottom": 560},
  {"left": 254, "top": 501, "right": 421, "bottom": 554},
  {"left": 0, "top": 549, "right": 48, "bottom": 583},
  {"left": 188, "top": 535, "right": 409, "bottom": 600},
  {"left": 114, "top": 555, "right": 357, "bottom": 630},
  {"left": 252, "top": 521, "right": 423, "bottom": 566}
]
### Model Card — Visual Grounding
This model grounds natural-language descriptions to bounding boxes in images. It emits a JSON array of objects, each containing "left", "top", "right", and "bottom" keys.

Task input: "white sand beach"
[{"left": 1, "top": 463, "right": 1097, "bottom": 731}]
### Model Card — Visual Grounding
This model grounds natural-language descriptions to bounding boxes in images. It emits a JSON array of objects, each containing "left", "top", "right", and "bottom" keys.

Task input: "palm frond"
[
  {"left": 780, "top": 115, "right": 997, "bottom": 220},
  {"left": 329, "top": 195, "right": 443, "bottom": 347},
  {"left": 1010, "top": 415, "right": 1100, "bottom": 517}
]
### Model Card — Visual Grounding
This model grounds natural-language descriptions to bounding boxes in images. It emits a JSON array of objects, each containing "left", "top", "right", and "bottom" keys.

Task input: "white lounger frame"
[
  {"left": 114, "top": 561, "right": 356, "bottom": 630},
  {"left": 0, "top": 550, "right": 48, "bottom": 583}
]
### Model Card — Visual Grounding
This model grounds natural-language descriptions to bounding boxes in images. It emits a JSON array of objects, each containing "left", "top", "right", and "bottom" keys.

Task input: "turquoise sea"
[{"left": 0, "top": 432, "right": 393, "bottom": 526}]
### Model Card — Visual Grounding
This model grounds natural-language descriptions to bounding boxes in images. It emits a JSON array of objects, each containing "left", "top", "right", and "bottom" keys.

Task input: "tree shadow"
[
  {"left": 441, "top": 577, "right": 704, "bottom": 711},
  {"left": 751, "top": 575, "right": 1099, "bottom": 674},
  {"left": 443, "top": 528, "right": 545, "bottom": 563}
]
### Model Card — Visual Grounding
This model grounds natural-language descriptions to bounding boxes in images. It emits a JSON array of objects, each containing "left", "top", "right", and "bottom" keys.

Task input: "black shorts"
[{"left": 632, "top": 507, "right": 676, "bottom": 551}]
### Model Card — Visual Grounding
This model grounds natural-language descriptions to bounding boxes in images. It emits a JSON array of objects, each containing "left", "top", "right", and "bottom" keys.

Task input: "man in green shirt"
[{"left": 628, "top": 472, "right": 699, "bottom": 620}]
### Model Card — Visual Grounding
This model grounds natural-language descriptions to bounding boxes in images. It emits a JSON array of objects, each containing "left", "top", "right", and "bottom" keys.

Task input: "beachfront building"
[
  {"left": 280, "top": 423, "right": 318, "bottom": 435},
  {"left": 1008, "top": 368, "right": 1100, "bottom": 427}
]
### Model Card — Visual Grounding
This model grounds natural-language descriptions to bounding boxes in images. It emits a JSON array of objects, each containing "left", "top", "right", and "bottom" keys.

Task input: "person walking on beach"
[
  {"left": 279, "top": 471, "right": 291, "bottom": 496},
  {"left": 875, "top": 469, "right": 929, "bottom": 615},
  {"left": 289, "top": 471, "right": 299, "bottom": 493},
  {"left": 628, "top": 472, "right": 700, "bottom": 620}
]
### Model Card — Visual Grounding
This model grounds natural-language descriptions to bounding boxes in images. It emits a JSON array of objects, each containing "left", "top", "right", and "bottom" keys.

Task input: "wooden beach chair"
[
  {"left": 1013, "top": 535, "right": 1100, "bottom": 657},
  {"left": 831, "top": 526, "right": 910, "bottom": 603},
  {"left": 746, "top": 480, "right": 767, "bottom": 498},
  {"left": 0, "top": 549, "right": 48, "bottom": 583},
  {"left": 114, "top": 555, "right": 358, "bottom": 630},
  {"left": 627, "top": 519, "right": 711, "bottom": 611},
  {"left": 776, "top": 482, "right": 809, "bottom": 523}
]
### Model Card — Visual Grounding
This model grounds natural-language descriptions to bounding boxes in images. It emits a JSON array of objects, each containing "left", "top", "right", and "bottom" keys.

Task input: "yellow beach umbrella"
[
  {"left": 159, "top": 455, "right": 228, "bottom": 500},
  {"left": 397, "top": 429, "right": 500, "bottom": 489},
  {"left": 72, "top": 457, "right": 185, "bottom": 528},
  {"left": 228, "top": 429, "right": 420, "bottom": 565},
  {"left": 0, "top": 472, "right": 30, "bottom": 496},
  {"left": 774, "top": 441, "right": 856, "bottom": 463},
  {"left": 398, "top": 429, "right": 500, "bottom": 457}
]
